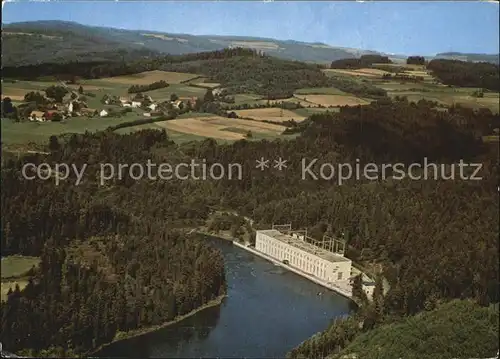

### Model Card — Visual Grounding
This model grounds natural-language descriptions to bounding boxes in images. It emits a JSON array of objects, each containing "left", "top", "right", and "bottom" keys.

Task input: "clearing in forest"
[
  {"left": 234, "top": 108, "right": 307, "bottom": 123},
  {"left": 300, "top": 94, "right": 370, "bottom": 107},
  {"left": 98, "top": 70, "right": 199, "bottom": 85},
  {"left": 155, "top": 116, "right": 286, "bottom": 140}
]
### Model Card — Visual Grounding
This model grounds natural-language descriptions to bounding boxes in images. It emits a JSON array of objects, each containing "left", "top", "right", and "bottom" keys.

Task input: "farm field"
[
  {"left": 89, "top": 70, "right": 200, "bottom": 85},
  {"left": 387, "top": 91, "right": 500, "bottom": 112},
  {"left": 155, "top": 115, "right": 287, "bottom": 140},
  {"left": 372, "top": 63, "right": 427, "bottom": 71},
  {"left": 234, "top": 108, "right": 307, "bottom": 123},
  {"left": 322, "top": 68, "right": 391, "bottom": 78},
  {"left": 295, "top": 87, "right": 350, "bottom": 96},
  {"left": 299, "top": 94, "right": 370, "bottom": 107}
]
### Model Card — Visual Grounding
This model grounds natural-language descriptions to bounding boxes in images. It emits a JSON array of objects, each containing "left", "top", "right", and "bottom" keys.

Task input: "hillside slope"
[
  {"left": 332, "top": 300, "right": 499, "bottom": 359},
  {"left": 1, "top": 20, "right": 381, "bottom": 66}
]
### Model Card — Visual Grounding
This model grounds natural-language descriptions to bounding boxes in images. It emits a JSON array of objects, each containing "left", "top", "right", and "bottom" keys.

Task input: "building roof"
[
  {"left": 257, "top": 229, "right": 350, "bottom": 263},
  {"left": 30, "top": 111, "right": 45, "bottom": 117}
]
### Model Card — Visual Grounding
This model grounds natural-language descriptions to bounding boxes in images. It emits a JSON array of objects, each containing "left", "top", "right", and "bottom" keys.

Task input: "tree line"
[
  {"left": 427, "top": 59, "right": 500, "bottom": 91},
  {"left": 330, "top": 54, "right": 392, "bottom": 69},
  {"left": 128, "top": 80, "right": 169, "bottom": 94}
]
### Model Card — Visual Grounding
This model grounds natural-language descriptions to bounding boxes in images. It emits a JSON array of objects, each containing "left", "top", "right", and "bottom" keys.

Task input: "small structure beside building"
[
  {"left": 99, "top": 109, "right": 109, "bottom": 117},
  {"left": 143, "top": 112, "right": 151, "bottom": 117},
  {"left": 148, "top": 103, "right": 157, "bottom": 111}
]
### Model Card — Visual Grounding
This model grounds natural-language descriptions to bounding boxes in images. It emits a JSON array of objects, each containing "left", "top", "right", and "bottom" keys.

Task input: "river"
[{"left": 96, "top": 236, "right": 353, "bottom": 358}]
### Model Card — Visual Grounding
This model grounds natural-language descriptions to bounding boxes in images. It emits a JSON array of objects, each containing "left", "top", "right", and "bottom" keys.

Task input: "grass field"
[
  {"left": 234, "top": 108, "right": 307, "bottom": 123},
  {"left": 1, "top": 255, "right": 40, "bottom": 278},
  {"left": 1, "top": 116, "right": 132, "bottom": 144},
  {"left": 154, "top": 115, "right": 286, "bottom": 140},
  {"left": 190, "top": 82, "right": 221, "bottom": 89},
  {"left": 1, "top": 255, "right": 40, "bottom": 302}
]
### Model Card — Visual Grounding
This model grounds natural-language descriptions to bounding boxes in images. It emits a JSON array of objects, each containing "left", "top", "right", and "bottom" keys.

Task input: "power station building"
[{"left": 255, "top": 226, "right": 353, "bottom": 292}]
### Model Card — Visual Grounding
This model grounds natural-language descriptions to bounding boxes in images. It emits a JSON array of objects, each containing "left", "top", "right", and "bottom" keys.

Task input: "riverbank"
[
  {"left": 195, "top": 229, "right": 236, "bottom": 242},
  {"left": 88, "top": 294, "right": 227, "bottom": 357},
  {"left": 233, "top": 242, "right": 353, "bottom": 299}
]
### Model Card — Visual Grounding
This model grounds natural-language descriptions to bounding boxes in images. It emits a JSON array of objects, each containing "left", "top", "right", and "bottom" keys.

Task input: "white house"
[
  {"left": 67, "top": 101, "right": 74, "bottom": 113},
  {"left": 172, "top": 100, "right": 183, "bottom": 109},
  {"left": 29, "top": 111, "right": 45, "bottom": 122},
  {"left": 99, "top": 109, "right": 109, "bottom": 117},
  {"left": 143, "top": 112, "right": 151, "bottom": 117},
  {"left": 148, "top": 103, "right": 157, "bottom": 111},
  {"left": 131, "top": 101, "right": 141, "bottom": 108}
]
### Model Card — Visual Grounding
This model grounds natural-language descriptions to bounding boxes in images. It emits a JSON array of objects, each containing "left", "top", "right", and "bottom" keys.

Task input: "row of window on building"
[{"left": 257, "top": 235, "right": 343, "bottom": 281}]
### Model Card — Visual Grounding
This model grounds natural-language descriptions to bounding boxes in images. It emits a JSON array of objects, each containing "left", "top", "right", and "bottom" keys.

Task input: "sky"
[{"left": 2, "top": 1, "right": 499, "bottom": 55}]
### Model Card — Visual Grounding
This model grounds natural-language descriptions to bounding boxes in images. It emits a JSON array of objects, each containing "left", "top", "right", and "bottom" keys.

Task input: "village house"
[
  {"left": 29, "top": 110, "right": 45, "bottom": 122},
  {"left": 122, "top": 102, "right": 132, "bottom": 108},
  {"left": 143, "top": 112, "right": 151, "bottom": 117},
  {"left": 172, "top": 100, "right": 183, "bottom": 109},
  {"left": 148, "top": 103, "right": 158, "bottom": 111},
  {"left": 131, "top": 101, "right": 142, "bottom": 108},
  {"left": 99, "top": 109, "right": 109, "bottom": 117},
  {"left": 45, "top": 110, "right": 63, "bottom": 121}
]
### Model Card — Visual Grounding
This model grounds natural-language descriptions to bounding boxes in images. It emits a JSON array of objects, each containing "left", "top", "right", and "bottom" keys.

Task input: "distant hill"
[
  {"left": 434, "top": 52, "right": 499, "bottom": 64},
  {"left": 1, "top": 20, "right": 383, "bottom": 66},
  {"left": 2, "top": 21, "right": 498, "bottom": 66}
]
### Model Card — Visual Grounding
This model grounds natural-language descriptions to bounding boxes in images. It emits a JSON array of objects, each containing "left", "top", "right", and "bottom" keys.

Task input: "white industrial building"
[{"left": 255, "top": 227, "right": 353, "bottom": 294}]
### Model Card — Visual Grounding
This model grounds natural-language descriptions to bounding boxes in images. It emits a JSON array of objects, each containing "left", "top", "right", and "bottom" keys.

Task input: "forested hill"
[
  {"left": 435, "top": 52, "right": 500, "bottom": 64},
  {"left": 1, "top": 98, "right": 498, "bottom": 356},
  {"left": 2, "top": 20, "right": 375, "bottom": 66}
]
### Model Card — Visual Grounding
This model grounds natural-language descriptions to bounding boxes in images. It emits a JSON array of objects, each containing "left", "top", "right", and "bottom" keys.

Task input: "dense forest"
[
  {"left": 289, "top": 300, "right": 499, "bottom": 359},
  {"left": 1, "top": 98, "right": 498, "bottom": 356},
  {"left": 330, "top": 54, "right": 391, "bottom": 69},
  {"left": 407, "top": 55, "right": 426, "bottom": 65},
  {"left": 427, "top": 59, "right": 500, "bottom": 91},
  {"left": 1, "top": 131, "right": 227, "bottom": 357}
]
